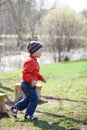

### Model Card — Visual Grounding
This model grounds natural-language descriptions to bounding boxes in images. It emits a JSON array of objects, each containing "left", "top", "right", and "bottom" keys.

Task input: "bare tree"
[
  {"left": 40, "top": 9, "right": 87, "bottom": 62},
  {"left": 0, "top": 0, "right": 9, "bottom": 34},
  {"left": 7, "top": 0, "right": 37, "bottom": 49},
  {"left": 0, "top": 0, "right": 7, "bottom": 8},
  {"left": 28, "top": 0, "right": 47, "bottom": 41}
]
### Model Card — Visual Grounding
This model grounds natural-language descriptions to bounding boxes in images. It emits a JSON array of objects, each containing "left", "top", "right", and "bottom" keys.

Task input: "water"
[
  {"left": 0, "top": 49, "right": 87, "bottom": 72},
  {"left": 0, "top": 52, "right": 54, "bottom": 72}
]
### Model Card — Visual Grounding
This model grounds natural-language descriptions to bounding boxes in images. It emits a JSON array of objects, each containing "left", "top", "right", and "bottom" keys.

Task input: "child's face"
[{"left": 32, "top": 48, "right": 43, "bottom": 58}]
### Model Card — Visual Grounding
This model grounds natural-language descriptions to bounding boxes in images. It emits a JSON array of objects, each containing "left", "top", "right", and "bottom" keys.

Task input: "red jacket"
[{"left": 22, "top": 55, "right": 44, "bottom": 82}]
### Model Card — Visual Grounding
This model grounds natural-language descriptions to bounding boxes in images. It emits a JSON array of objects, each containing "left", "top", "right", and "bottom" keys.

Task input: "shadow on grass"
[
  {"left": 0, "top": 112, "right": 10, "bottom": 119},
  {"left": 0, "top": 83, "right": 13, "bottom": 95},
  {"left": 0, "top": 83, "right": 13, "bottom": 92},
  {"left": 0, "top": 83, "right": 14, "bottom": 106},
  {"left": 33, "top": 119, "right": 66, "bottom": 130},
  {"left": 42, "top": 96, "right": 87, "bottom": 103},
  {"left": 19, "top": 119, "right": 66, "bottom": 130},
  {"left": 38, "top": 110, "right": 85, "bottom": 122},
  {"left": 36, "top": 110, "right": 87, "bottom": 130}
]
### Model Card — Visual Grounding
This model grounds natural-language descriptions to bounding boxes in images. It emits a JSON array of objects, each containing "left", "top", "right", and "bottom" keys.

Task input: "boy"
[{"left": 11, "top": 41, "right": 46, "bottom": 121}]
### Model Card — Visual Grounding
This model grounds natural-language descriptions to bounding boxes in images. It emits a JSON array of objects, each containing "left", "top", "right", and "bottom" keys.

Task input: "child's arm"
[{"left": 38, "top": 74, "right": 46, "bottom": 83}]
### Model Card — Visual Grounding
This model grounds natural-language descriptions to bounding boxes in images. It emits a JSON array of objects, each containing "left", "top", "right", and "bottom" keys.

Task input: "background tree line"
[{"left": 0, "top": 0, "right": 87, "bottom": 62}]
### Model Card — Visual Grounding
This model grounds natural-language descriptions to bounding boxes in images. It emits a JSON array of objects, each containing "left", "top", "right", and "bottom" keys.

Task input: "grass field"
[{"left": 0, "top": 59, "right": 87, "bottom": 130}]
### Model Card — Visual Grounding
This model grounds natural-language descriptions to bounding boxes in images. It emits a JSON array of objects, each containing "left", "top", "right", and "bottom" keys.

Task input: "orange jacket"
[{"left": 22, "top": 55, "right": 44, "bottom": 83}]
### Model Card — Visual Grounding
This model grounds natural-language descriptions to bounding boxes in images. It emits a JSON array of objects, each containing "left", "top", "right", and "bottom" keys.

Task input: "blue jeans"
[{"left": 15, "top": 81, "right": 39, "bottom": 116}]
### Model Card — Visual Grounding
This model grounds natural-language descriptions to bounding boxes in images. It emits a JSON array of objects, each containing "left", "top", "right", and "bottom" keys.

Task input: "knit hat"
[{"left": 26, "top": 41, "right": 43, "bottom": 54}]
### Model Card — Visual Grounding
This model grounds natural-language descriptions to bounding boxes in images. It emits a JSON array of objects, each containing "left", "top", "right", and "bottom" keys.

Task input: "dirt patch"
[
  {"left": 0, "top": 96, "right": 87, "bottom": 130},
  {"left": 1, "top": 126, "right": 34, "bottom": 130},
  {"left": 40, "top": 96, "right": 61, "bottom": 107},
  {"left": 69, "top": 125, "right": 87, "bottom": 130}
]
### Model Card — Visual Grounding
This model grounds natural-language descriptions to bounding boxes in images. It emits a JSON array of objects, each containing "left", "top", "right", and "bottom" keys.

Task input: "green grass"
[{"left": 0, "top": 59, "right": 87, "bottom": 130}]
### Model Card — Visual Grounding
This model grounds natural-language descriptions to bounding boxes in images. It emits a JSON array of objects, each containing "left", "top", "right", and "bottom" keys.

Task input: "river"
[{"left": 0, "top": 49, "right": 87, "bottom": 72}]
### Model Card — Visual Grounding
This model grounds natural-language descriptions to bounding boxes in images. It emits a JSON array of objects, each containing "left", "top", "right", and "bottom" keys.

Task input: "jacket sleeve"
[{"left": 38, "top": 73, "right": 44, "bottom": 81}]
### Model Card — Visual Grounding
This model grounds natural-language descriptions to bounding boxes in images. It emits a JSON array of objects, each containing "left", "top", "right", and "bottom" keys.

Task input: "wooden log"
[
  {"left": 14, "top": 83, "right": 43, "bottom": 102},
  {"left": 36, "top": 84, "right": 43, "bottom": 99},
  {"left": 14, "top": 83, "right": 25, "bottom": 103},
  {"left": 0, "top": 93, "right": 6, "bottom": 113}
]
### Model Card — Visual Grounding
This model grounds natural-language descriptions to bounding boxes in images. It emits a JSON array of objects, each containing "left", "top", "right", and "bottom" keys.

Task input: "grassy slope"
[{"left": 0, "top": 59, "right": 87, "bottom": 130}]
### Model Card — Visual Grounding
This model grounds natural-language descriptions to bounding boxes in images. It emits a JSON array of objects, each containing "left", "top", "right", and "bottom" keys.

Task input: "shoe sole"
[{"left": 25, "top": 118, "right": 38, "bottom": 121}]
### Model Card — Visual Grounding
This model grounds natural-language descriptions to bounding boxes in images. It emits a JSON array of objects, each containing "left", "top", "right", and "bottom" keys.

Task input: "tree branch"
[{"left": 0, "top": 0, "right": 7, "bottom": 7}]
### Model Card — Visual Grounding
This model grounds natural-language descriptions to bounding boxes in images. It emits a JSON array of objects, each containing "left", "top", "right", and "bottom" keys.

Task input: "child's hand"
[
  {"left": 43, "top": 78, "right": 46, "bottom": 83},
  {"left": 31, "top": 80, "right": 37, "bottom": 86}
]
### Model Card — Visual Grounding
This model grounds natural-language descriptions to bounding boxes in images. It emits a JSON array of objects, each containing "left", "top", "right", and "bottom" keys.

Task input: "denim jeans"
[{"left": 15, "top": 81, "right": 39, "bottom": 116}]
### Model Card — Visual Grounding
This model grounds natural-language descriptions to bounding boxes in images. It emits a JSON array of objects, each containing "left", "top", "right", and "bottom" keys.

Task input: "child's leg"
[
  {"left": 11, "top": 96, "right": 30, "bottom": 118},
  {"left": 26, "top": 87, "right": 39, "bottom": 116},
  {"left": 15, "top": 81, "right": 31, "bottom": 110},
  {"left": 15, "top": 97, "right": 30, "bottom": 110}
]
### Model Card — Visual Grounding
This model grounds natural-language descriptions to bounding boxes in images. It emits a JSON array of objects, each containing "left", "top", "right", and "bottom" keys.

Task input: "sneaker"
[
  {"left": 31, "top": 115, "right": 38, "bottom": 120},
  {"left": 11, "top": 106, "right": 18, "bottom": 118},
  {"left": 25, "top": 115, "right": 38, "bottom": 121}
]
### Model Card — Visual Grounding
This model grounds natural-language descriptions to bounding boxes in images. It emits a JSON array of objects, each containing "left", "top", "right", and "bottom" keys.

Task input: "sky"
[{"left": 45, "top": 0, "right": 87, "bottom": 12}]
